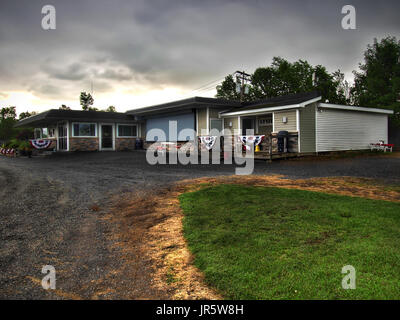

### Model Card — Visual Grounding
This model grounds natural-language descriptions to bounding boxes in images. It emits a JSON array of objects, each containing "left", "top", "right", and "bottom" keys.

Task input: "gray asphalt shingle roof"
[{"left": 15, "top": 109, "right": 137, "bottom": 127}]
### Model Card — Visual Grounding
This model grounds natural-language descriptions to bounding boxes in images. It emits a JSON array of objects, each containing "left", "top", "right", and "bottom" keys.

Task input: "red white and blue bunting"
[
  {"left": 0, "top": 148, "right": 16, "bottom": 156},
  {"left": 30, "top": 139, "right": 52, "bottom": 149},
  {"left": 238, "top": 135, "right": 265, "bottom": 151},
  {"left": 199, "top": 136, "right": 217, "bottom": 150}
]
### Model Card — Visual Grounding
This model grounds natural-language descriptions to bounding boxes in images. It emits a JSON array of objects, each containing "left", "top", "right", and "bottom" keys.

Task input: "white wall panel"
[{"left": 316, "top": 108, "right": 388, "bottom": 152}]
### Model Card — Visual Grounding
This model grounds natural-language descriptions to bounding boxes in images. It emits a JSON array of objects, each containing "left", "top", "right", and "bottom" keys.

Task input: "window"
[
  {"left": 210, "top": 119, "right": 223, "bottom": 132},
  {"left": 48, "top": 128, "right": 55, "bottom": 138},
  {"left": 117, "top": 124, "right": 137, "bottom": 137},
  {"left": 42, "top": 128, "right": 49, "bottom": 138},
  {"left": 258, "top": 118, "right": 272, "bottom": 126},
  {"left": 73, "top": 123, "right": 97, "bottom": 137},
  {"left": 34, "top": 128, "right": 50, "bottom": 139},
  {"left": 34, "top": 128, "right": 42, "bottom": 139}
]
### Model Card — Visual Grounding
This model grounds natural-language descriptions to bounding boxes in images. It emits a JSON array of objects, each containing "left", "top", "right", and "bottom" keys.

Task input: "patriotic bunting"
[
  {"left": 238, "top": 135, "right": 265, "bottom": 151},
  {"left": 0, "top": 148, "right": 16, "bottom": 156},
  {"left": 30, "top": 139, "right": 52, "bottom": 150},
  {"left": 199, "top": 136, "right": 217, "bottom": 151}
]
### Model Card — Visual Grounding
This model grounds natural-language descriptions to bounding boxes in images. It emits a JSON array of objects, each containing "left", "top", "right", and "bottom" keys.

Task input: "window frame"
[
  {"left": 117, "top": 124, "right": 138, "bottom": 138},
  {"left": 72, "top": 122, "right": 98, "bottom": 138},
  {"left": 258, "top": 118, "right": 272, "bottom": 126},
  {"left": 47, "top": 128, "right": 56, "bottom": 138},
  {"left": 209, "top": 118, "right": 223, "bottom": 133},
  {"left": 34, "top": 128, "right": 43, "bottom": 139}
]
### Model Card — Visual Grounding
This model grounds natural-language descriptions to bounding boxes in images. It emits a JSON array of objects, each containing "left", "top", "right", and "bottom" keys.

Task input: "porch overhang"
[{"left": 220, "top": 96, "right": 322, "bottom": 117}]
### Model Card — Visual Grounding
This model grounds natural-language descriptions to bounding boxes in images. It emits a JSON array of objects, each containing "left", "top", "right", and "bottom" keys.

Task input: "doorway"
[
  {"left": 242, "top": 118, "right": 255, "bottom": 135},
  {"left": 57, "top": 122, "right": 68, "bottom": 151},
  {"left": 100, "top": 124, "right": 115, "bottom": 150}
]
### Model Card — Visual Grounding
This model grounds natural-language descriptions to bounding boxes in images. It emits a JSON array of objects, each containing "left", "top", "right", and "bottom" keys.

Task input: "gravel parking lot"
[{"left": 0, "top": 151, "right": 399, "bottom": 299}]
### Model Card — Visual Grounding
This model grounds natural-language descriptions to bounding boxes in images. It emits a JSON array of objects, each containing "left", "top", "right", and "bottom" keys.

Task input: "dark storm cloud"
[
  {"left": 0, "top": 0, "right": 399, "bottom": 103},
  {"left": 43, "top": 62, "right": 87, "bottom": 81},
  {"left": 28, "top": 83, "right": 63, "bottom": 98}
]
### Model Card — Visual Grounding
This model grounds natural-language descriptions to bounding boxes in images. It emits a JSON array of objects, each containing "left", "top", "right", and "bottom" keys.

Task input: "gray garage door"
[{"left": 146, "top": 112, "right": 195, "bottom": 141}]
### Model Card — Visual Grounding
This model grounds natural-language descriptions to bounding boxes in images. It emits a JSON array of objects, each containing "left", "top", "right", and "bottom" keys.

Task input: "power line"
[
  {"left": 180, "top": 73, "right": 235, "bottom": 99},
  {"left": 192, "top": 83, "right": 221, "bottom": 93},
  {"left": 190, "top": 76, "right": 227, "bottom": 92}
]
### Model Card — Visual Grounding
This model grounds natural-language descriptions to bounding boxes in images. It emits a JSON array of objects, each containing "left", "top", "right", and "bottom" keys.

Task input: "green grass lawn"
[{"left": 180, "top": 185, "right": 400, "bottom": 299}]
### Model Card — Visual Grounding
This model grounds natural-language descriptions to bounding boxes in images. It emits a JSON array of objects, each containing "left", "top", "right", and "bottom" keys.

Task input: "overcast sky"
[{"left": 0, "top": 0, "right": 399, "bottom": 114}]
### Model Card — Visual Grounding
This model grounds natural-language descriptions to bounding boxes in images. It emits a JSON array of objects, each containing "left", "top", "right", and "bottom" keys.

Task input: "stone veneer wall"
[
  {"left": 48, "top": 139, "right": 57, "bottom": 150},
  {"left": 116, "top": 138, "right": 136, "bottom": 151},
  {"left": 69, "top": 138, "right": 99, "bottom": 151}
]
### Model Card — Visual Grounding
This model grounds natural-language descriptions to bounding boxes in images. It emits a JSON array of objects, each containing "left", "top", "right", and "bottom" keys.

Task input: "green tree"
[
  {"left": 19, "top": 111, "right": 37, "bottom": 120},
  {"left": 0, "top": 106, "right": 17, "bottom": 143},
  {"left": 351, "top": 36, "right": 400, "bottom": 124},
  {"left": 105, "top": 106, "right": 116, "bottom": 112},
  {"left": 216, "top": 75, "right": 242, "bottom": 101},
  {"left": 216, "top": 57, "right": 349, "bottom": 104},
  {"left": 59, "top": 104, "right": 71, "bottom": 110},
  {"left": 80, "top": 92, "right": 95, "bottom": 111},
  {"left": 0, "top": 106, "right": 17, "bottom": 120}
]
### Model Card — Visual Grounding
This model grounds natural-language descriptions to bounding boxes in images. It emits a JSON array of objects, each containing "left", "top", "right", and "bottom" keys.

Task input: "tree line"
[{"left": 216, "top": 36, "right": 400, "bottom": 125}]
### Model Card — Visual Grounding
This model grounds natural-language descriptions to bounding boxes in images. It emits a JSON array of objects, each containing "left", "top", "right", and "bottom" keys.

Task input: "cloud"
[
  {"left": 28, "top": 84, "right": 64, "bottom": 98},
  {"left": 42, "top": 62, "right": 88, "bottom": 81},
  {"left": 94, "top": 67, "right": 134, "bottom": 81},
  {"left": 0, "top": 0, "right": 399, "bottom": 112}
]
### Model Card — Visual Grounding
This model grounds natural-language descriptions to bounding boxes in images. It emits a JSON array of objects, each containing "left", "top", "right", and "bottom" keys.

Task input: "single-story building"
[
  {"left": 15, "top": 91, "right": 394, "bottom": 154},
  {"left": 126, "top": 91, "right": 394, "bottom": 153},
  {"left": 15, "top": 109, "right": 144, "bottom": 151}
]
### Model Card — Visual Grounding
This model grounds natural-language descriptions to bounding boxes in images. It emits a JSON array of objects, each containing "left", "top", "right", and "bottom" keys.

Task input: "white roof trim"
[
  {"left": 220, "top": 96, "right": 322, "bottom": 117},
  {"left": 221, "top": 104, "right": 300, "bottom": 116},
  {"left": 319, "top": 103, "right": 394, "bottom": 114},
  {"left": 298, "top": 96, "right": 322, "bottom": 107}
]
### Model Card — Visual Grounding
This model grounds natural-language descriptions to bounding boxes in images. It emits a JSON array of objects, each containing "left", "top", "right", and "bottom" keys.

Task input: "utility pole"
[{"left": 234, "top": 70, "right": 251, "bottom": 102}]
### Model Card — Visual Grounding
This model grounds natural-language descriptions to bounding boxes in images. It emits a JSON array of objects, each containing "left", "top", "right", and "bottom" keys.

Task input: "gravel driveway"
[{"left": 0, "top": 151, "right": 399, "bottom": 299}]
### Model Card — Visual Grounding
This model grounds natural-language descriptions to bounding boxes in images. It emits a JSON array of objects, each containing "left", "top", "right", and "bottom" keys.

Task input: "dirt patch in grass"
[
  {"left": 105, "top": 188, "right": 221, "bottom": 299},
  {"left": 106, "top": 175, "right": 400, "bottom": 299}
]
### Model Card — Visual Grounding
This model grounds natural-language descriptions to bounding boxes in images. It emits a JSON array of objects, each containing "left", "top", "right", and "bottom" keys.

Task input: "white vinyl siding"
[
  {"left": 197, "top": 108, "right": 207, "bottom": 135},
  {"left": 299, "top": 103, "right": 316, "bottom": 153},
  {"left": 316, "top": 108, "right": 388, "bottom": 152},
  {"left": 274, "top": 110, "right": 297, "bottom": 132}
]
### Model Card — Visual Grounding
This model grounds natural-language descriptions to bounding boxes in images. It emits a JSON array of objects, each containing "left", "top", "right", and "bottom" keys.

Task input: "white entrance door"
[{"left": 100, "top": 124, "right": 115, "bottom": 151}]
